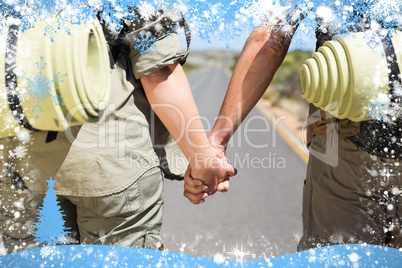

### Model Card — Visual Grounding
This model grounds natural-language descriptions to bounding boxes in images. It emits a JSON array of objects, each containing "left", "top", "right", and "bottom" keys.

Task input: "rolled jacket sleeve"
[
  {"left": 126, "top": 9, "right": 186, "bottom": 80},
  {"left": 130, "top": 33, "right": 184, "bottom": 79}
]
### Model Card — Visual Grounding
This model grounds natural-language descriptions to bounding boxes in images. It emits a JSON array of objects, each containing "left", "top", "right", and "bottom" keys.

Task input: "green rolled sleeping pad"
[
  {"left": 0, "top": 13, "right": 110, "bottom": 137},
  {"left": 300, "top": 30, "right": 402, "bottom": 122}
]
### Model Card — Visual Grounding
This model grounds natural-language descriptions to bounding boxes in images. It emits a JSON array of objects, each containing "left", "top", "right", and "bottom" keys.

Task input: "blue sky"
[
  {"left": 3, "top": 0, "right": 399, "bottom": 53},
  {"left": 188, "top": 25, "right": 316, "bottom": 52},
  {"left": 177, "top": 0, "right": 402, "bottom": 52}
]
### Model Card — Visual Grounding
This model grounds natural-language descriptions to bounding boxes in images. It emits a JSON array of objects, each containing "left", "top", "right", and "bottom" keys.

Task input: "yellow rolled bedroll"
[
  {"left": 300, "top": 31, "right": 402, "bottom": 122},
  {"left": 0, "top": 14, "right": 110, "bottom": 137}
]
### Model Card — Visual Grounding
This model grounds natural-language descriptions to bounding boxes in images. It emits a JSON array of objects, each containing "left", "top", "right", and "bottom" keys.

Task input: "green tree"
[{"left": 269, "top": 49, "right": 311, "bottom": 101}]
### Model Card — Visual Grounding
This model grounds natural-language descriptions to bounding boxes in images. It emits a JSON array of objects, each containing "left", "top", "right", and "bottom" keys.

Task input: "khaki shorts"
[
  {"left": 0, "top": 166, "right": 164, "bottom": 254},
  {"left": 298, "top": 126, "right": 402, "bottom": 251}
]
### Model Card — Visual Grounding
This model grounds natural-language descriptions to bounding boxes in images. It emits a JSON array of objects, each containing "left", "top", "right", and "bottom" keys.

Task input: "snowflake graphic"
[
  {"left": 369, "top": 0, "right": 401, "bottom": 20},
  {"left": 133, "top": 31, "right": 158, "bottom": 54},
  {"left": 292, "top": 22, "right": 314, "bottom": 49},
  {"left": 213, "top": 252, "right": 226, "bottom": 265},
  {"left": 137, "top": 1, "right": 157, "bottom": 21},
  {"left": 225, "top": 242, "right": 254, "bottom": 266},
  {"left": 43, "top": 24, "right": 57, "bottom": 42},
  {"left": 197, "top": 22, "right": 220, "bottom": 44},
  {"left": 1, "top": 0, "right": 401, "bottom": 52},
  {"left": 317, "top": 247, "right": 342, "bottom": 268},
  {"left": 363, "top": 30, "right": 382, "bottom": 49},
  {"left": 19, "top": 57, "right": 66, "bottom": 118},
  {"left": 281, "top": 24, "right": 298, "bottom": 39},
  {"left": 219, "top": 23, "right": 242, "bottom": 49},
  {"left": 40, "top": 246, "right": 59, "bottom": 259},
  {"left": 368, "top": 98, "right": 391, "bottom": 121},
  {"left": 56, "top": 15, "right": 72, "bottom": 34},
  {"left": 161, "top": 248, "right": 169, "bottom": 256},
  {"left": 11, "top": 145, "right": 28, "bottom": 159},
  {"left": 99, "top": 231, "right": 107, "bottom": 244}
]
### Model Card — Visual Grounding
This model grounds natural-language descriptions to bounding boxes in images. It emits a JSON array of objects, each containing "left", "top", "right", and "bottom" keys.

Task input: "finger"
[
  {"left": 216, "top": 179, "right": 230, "bottom": 192},
  {"left": 184, "top": 191, "right": 208, "bottom": 205},
  {"left": 225, "top": 164, "right": 237, "bottom": 177},
  {"left": 189, "top": 172, "right": 215, "bottom": 195},
  {"left": 207, "top": 186, "right": 217, "bottom": 196},
  {"left": 184, "top": 171, "right": 205, "bottom": 187},
  {"left": 213, "top": 148, "right": 225, "bottom": 158},
  {"left": 184, "top": 182, "right": 208, "bottom": 195},
  {"left": 184, "top": 176, "right": 204, "bottom": 187}
]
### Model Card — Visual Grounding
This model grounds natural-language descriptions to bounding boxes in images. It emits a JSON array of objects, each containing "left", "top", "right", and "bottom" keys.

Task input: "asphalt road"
[{"left": 161, "top": 69, "right": 308, "bottom": 260}]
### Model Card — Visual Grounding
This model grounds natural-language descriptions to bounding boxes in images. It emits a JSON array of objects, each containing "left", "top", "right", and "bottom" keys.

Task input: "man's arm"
[
  {"left": 141, "top": 62, "right": 236, "bottom": 199},
  {"left": 184, "top": 11, "right": 302, "bottom": 203},
  {"left": 210, "top": 23, "right": 297, "bottom": 147}
]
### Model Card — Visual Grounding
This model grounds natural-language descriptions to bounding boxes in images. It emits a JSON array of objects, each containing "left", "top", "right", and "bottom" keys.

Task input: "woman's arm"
[{"left": 141, "top": 62, "right": 237, "bottom": 197}]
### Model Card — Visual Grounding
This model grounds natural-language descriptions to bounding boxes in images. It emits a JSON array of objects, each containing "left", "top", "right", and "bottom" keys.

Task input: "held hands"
[{"left": 183, "top": 143, "right": 236, "bottom": 204}]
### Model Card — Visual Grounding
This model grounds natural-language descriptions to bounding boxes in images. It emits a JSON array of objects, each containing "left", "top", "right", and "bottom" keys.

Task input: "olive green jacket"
[{"left": 3, "top": 9, "right": 188, "bottom": 196}]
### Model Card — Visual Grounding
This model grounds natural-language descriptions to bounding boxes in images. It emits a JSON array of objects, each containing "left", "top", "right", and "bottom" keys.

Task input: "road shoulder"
[{"left": 256, "top": 100, "right": 309, "bottom": 164}]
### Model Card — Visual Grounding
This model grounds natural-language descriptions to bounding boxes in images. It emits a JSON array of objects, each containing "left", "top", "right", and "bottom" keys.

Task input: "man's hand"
[
  {"left": 183, "top": 144, "right": 236, "bottom": 204},
  {"left": 191, "top": 149, "right": 236, "bottom": 193},
  {"left": 184, "top": 171, "right": 231, "bottom": 204},
  {"left": 183, "top": 167, "right": 208, "bottom": 204}
]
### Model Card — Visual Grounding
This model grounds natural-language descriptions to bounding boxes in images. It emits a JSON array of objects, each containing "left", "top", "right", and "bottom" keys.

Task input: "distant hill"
[{"left": 183, "top": 50, "right": 240, "bottom": 73}]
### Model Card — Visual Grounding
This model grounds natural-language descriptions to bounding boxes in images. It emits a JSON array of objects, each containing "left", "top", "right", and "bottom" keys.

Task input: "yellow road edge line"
[{"left": 256, "top": 101, "right": 309, "bottom": 164}]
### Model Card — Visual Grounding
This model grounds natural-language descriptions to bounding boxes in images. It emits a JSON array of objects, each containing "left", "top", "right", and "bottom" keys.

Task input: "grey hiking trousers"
[{"left": 0, "top": 166, "right": 164, "bottom": 254}]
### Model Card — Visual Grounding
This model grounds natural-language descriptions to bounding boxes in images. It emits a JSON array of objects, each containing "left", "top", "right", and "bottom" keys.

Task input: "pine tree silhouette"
[{"left": 32, "top": 177, "right": 69, "bottom": 246}]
